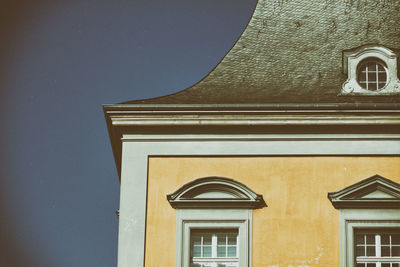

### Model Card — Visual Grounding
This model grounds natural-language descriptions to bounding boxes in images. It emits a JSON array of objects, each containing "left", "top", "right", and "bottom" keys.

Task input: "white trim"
[
  {"left": 117, "top": 134, "right": 400, "bottom": 267},
  {"left": 177, "top": 209, "right": 251, "bottom": 267}
]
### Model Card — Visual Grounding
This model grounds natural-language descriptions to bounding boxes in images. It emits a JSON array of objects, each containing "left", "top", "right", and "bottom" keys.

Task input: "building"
[{"left": 104, "top": 1, "right": 400, "bottom": 266}]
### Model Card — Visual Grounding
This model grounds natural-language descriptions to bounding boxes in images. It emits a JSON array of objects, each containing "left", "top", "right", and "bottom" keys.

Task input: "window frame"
[
  {"left": 176, "top": 209, "right": 252, "bottom": 267},
  {"left": 340, "top": 209, "right": 400, "bottom": 267},
  {"left": 190, "top": 229, "right": 239, "bottom": 267},
  {"left": 354, "top": 229, "right": 400, "bottom": 266},
  {"left": 341, "top": 45, "right": 400, "bottom": 95}
]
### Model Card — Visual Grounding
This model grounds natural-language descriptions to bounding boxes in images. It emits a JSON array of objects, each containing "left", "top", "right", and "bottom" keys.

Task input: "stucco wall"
[{"left": 145, "top": 157, "right": 400, "bottom": 266}]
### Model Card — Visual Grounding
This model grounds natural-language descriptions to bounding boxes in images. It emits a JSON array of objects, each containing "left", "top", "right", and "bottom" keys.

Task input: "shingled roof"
[{"left": 122, "top": 0, "right": 400, "bottom": 105}]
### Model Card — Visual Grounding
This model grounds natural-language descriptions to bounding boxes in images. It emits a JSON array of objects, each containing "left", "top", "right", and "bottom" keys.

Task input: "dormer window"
[
  {"left": 357, "top": 58, "right": 388, "bottom": 91},
  {"left": 342, "top": 45, "right": 400, "bottom": 95}
]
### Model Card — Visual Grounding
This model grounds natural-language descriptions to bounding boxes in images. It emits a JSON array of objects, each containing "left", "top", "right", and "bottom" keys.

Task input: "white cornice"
[{"left": 109, "top": 114, "right": 400, "bottom": 126}]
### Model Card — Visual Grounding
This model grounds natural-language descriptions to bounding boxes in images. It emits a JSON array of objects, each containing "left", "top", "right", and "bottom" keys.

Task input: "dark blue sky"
[{"left": 0, "top": 1, "right": 256, "bottom": 266}]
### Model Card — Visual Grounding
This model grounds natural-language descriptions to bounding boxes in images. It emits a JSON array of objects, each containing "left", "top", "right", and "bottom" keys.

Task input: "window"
[
  {"left": 355, "top": 230, "right": 400, "bottom": 267},
  {"left": 167, "top": 176, "right": 266, "bottom": 267},
  {"left": 357, "top": 59, "right": 388, "bottom": 91},
  {"left": 341, "top": 45, "right": 400, "bottom": 95},
  {"left": 328, "top": 175, "right": 400, "bottom": 267},
  {"left": 191, "top": 230, "right": 239, "bottom": 267}
]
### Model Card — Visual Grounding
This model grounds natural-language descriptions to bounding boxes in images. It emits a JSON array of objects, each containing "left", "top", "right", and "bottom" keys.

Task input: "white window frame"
[
  {"left": 190, "top": 230, "right": 239, "bottom": 267},
  {"left": 341, "top": 45, "right": 400, "bottom": 95},
  {"left": 354, "top": 230, "right": 400, "bottom": 266},
  {"left": 340, "top": 209, "right": 400, "bottom": 267},
  {"left": 176, "top": 209, "right": 252, "bottom": 267}
]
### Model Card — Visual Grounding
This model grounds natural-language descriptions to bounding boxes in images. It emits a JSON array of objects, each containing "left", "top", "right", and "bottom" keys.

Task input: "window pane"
[
  {"left": 366, "top": 246, "right": 375, "bottom": 256},
  {"left": 217, "top": 246, "right": 226, "bottom": 257},
  {"left": 228, "top": 235, "right": 237, "bottom": 245},
  {"left": 217, "top": 234, "right": 226, "bottom": 245},
  {"left": 192, "top": 236, "right": 201, "bottom": 246},
  {"left": 366, "top": 235, "right": 375, "bottom": 245},
  {"left": 203, "top": 246, "right": 212, "bottom": 257},
  {"left": 356, "top": 246, "right": 365, "bottom": 256},
  {"left": 356, "top": 264, "right": 365, "bottom": 267},
  {"left": 368, "top": 72, "right": 377, "bottom": 81},
  {"left": 228, "top": 246, "right": 237, "bottom": 257},
  {"left": 356, "top": 234, "right": 365, "bottom": 245},
  {"left": 366, "top": 264, "right": 375, "bottom": 267},
  {"left": 381, "top": 234, "right": 390, "bottom": 245},
  {"left": 382, "top": 264, "right": 390, "bottom": 267},
  {"left": 392, "top": 246, "right": 400, "bottom": 256},
  {"left": 203, "top": 235, "right": 212, "bottom": 245},
  {"left": 392, "top": 263, "right": 400, "bottom": 267},
  {"left": 392, "top": 234, "right": 400, "bottom": 245},
  {"left": 382, "top": 245, "right": 390, "bottom": 256},
  {"left": 193, "top": 246, "right": 201, "bottom": 257}
]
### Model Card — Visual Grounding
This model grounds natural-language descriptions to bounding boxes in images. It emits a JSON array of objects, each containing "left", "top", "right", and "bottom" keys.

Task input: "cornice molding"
[{"left": 328, "top": 174, "right": 400, "bottom": 209}]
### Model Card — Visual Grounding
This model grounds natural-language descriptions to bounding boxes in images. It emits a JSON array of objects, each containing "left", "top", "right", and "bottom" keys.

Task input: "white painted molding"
[{"left": 342, "top": 45, "right": 400, "bottom": 95}]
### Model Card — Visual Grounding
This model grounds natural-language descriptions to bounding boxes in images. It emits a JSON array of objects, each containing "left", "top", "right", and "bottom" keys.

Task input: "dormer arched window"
[{"left": 342, "top": 45, "right": 400, "bottom": 95}]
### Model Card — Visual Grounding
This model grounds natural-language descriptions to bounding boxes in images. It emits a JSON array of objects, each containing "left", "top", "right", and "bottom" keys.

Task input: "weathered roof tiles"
[{"left": 124, "top": 0, "right": 400, "bottom": 104}]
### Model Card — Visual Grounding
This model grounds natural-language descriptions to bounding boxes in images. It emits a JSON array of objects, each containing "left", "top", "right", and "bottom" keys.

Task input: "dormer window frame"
[{"left": 341, "top": 45, "right": 400, "bottom": 95}]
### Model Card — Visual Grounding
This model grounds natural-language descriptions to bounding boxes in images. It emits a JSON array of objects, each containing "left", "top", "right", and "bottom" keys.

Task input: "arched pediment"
[
  {"left": 328, "top": 174, "right": 400, "bottom": 209},
  {"left": 167, "top": 176, "right": 266, "bottom": 209}
]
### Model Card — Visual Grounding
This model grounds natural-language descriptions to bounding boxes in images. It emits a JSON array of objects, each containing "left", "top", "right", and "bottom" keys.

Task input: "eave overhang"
[{"left": 103, "top": 103, "right": 400, "bottom": 181}]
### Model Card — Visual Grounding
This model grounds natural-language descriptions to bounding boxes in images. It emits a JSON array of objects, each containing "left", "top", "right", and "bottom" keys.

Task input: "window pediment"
[
  {"left": 167, "top": 176, "right": 266, "bottom": 209},
  {"left": 328, "top": 174, "right": 400, "bottom": 209}
]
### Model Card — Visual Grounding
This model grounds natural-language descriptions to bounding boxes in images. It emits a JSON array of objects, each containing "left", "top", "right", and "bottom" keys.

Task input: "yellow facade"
[{"left": 145, "top": 157, "right": 400, "bottom": 267}]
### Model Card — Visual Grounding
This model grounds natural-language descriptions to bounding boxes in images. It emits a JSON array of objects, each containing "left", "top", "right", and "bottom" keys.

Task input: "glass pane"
[
  {"left": 356, "top": 264, "right": 365, "bottom": 267},
  {"left": 366, "top": 235, "right": 375, "bottom": 245},
  {"left": 193, "top": 246, "right": 201, "bottom": 257},
  {"left": 192, "top": 236, "right": 201, "bottom": 246},
  {"left": 366, "top": 264, "right": 375, "bottom": 267},
  {"left": 381, "top": 234, "right": 390, "bottom": 245},
  {"left": 203, "top": 246, "right": 211, "bottom": 257},
  {"left": 203, "top": 235, "right": 212, "bottom": 245},
  {"left": 382, "top": 264, "right": 390, "bottom": 267},
  {"left": 378, "top": 72, "right": 386, "bottom": 81},
  {"left": 356, "top": 246, "right": 365, "bottom": 256},
  {"left": 228, "top": 246, "right": 237, "bottom": 257},
  {"left": 392, "top": 246, "right": 400, "bottom": 256},
  {"left": 217, "top": 246, "right": 226, "bottom": 257},
  {"left": 392, "top": 263, "right": 400, "bottom": 267},
  {"left": 382, "top": 245, "right": 390, "bottom": 256},
  {"left": 368, "top": 72, "right": 377, "bottom": 81},
  {"left": 392, "top": 234, "right": 400, "bottom": 245},
  {"left": 228, "top": 235, "right": 237, "bottom": 245},
  {"left": 366, "top": 246, "right": 375, "bottom": 256},
  {"left": 217, "top": 234, "right": 226, "bottom": 245},
  {"left": 358, "top": 72, "right": 366, "bottom": 83},
  {"left": 356, "top": 234, "right": 365, "bottom": 245}
]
